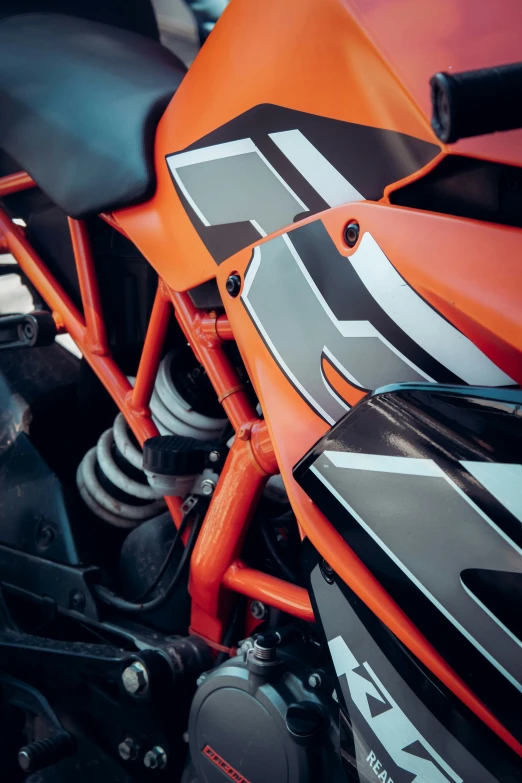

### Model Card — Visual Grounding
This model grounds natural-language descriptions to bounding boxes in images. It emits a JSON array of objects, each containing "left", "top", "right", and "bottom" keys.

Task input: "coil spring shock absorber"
[{"left": 76, "top": 351, "right": 227, "bottom": 528}]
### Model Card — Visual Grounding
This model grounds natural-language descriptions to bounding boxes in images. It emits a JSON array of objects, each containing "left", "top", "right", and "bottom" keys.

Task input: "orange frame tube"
[
  {"left": 0, "top": 171, "right": 311, "bottom": 638},
  {"left": 1, "top": 172, "right": 521, "bottom": 757},
  {"left": 68, "top": 218, "right": 108, "bottom": 356}
]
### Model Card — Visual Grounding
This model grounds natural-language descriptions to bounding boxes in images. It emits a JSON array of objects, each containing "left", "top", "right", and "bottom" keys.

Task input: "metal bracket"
[{"left": 0, "top": 544, "right": 100, "bottom": 620}]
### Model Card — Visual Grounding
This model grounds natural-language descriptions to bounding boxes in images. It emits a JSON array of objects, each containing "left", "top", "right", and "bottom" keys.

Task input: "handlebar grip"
[{"left": 430, "top": 62, "right": 522, "bottom": 143}]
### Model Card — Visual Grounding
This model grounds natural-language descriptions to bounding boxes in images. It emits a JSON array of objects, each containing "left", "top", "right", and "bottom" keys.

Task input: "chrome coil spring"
[{"left": 76, "top": 351, "right": 227, "bottom": 528}]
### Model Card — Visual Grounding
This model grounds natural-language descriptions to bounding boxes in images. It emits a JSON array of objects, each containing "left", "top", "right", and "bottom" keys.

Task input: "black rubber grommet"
[
  {"left": 226, "top": 274, "right": 242, "bottom": 297},
  {"left": 344, "top": 222, "right": 360, "bottom": 248}
]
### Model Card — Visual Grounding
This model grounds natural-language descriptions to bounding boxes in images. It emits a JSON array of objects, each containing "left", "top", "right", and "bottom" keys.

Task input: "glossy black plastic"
[{"left": 295, "top": 383, "right": 522, "bottom": 750}]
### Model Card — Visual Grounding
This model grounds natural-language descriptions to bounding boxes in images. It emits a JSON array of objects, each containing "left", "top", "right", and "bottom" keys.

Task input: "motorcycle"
[{"left": 0, "top": 1, "right": 520, "bottom": 781}]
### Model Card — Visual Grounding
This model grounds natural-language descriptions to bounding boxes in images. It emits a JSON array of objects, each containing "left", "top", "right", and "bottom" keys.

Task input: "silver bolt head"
[
  {"left": 144, "top": 746, "right": 167, "bottom": 770},
  {"left": 196, "top": 673, "right": 207, "bottom": 687},
  {"left": 122, "top": 661, "right": 149, "bottom": 695},
  {"left": 209, "top": 450, "right": 220, "bottom": 463},
  {"left": 118, "top": 738, "right": 139, "bottom": 761},
  {"left": 200, "top": 478, "right": 216, "bottom": 496},
  {"left": 18, "top": 750, "right": 31, "bottom": 771},
  {"left": 308, "top": 673, "right": 322, "bottom": 689},
  {"left": 250, "top": 600, "right": 267, "bottom": 620}
]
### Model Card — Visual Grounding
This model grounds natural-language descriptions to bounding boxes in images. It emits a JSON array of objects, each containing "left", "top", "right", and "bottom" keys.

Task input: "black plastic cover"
[
  {"left": 143, "top": 435, "right": 207, "bottom": 476},
  {"left": 295, "top": 383, "right": 522, "bottom": 745}
]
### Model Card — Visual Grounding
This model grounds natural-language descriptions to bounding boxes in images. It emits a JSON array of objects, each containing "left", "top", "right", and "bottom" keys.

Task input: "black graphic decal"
[
  {"left": 297, "top": 385, "right": 522, "bottom": 741},
  {"left": 166, "top": 104, "right": 439, "bottom": 263},
  {"left": 307, "top": 562, "right": 520, "bottom": 782},
  {"left": 241, "top": 222, "right": 512, "bottom": 423}
]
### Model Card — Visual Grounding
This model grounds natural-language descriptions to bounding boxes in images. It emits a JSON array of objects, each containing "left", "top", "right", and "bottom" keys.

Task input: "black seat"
[{"left": 0, "top": 14, "right": 186, "bottom": 217}]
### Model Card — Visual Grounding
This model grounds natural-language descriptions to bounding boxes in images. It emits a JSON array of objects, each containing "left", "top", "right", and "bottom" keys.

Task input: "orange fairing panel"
[
  {"left": 216, "top": 202, "right": 522, "bottom": 493},
  {"left": 345, "top": 0, "right": 522, "bottom": 167},
  {"left": 114, "top": 0, "right": 442, "bottom": 292},
  {"left": 214, "top": 200, "right": 522, "bottom": 588},
  {"left": 212, "top": 205, "right": 522, "bottom": 755},
  {"left": 212, "top": 200, "right": 521, "bottom": 650}
]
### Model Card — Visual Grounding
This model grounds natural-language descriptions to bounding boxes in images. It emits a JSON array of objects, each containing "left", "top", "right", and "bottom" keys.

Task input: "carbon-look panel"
[{"left": 295, "top": 384, "right": 522, "bottom": 743}]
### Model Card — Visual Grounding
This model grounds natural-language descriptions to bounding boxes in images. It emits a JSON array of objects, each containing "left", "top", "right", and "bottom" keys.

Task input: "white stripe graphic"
[
  {"left": 326, "top": 451, "right": 443, "bottom": 477},
  {"left": 312, "top": 454, "right": 522, "bottom": 692},
  {"left": 243, "top": 246, "right": 341, "bottom": 424},
  {"left": 166, "top": 137, "right": 307, "bottom": 231},
  {"left": 460, "top": 579, "right": 522, "bottom": 648},
  {"left": 329, "top": 636, "right": 462, "bottom": 783},
  {"left": 460, "top": 461, "right": 522, "bottom": 523},
  {"left": 349, "top": 233, "right": 515, "bottom": 386},
  {"left": 324, "top": 451, "right": 522, "bottom": 556},
  {"left": 269, "top": 129, "right": 364, "bottom": 206},
  {"left": 283, "top": 234, "right": 435, "bottom": 382}
]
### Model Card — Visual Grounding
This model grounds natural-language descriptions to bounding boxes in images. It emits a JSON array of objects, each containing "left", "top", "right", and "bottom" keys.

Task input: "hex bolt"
[
  {"left": 122, "top": 660, "right": 149, "bottom": 696},
  {"left": 250, "top": 600, "right": 267, "bottom": 620},
  {"left": 143, "top": 746, "right": 167, "bottom": 770},
  {"left": 308, "top": 673, "right": 322, "bottom": 689},
  {"left": 196, "top": 673, "right": 207, "bottom": 688},
  {"left": 209, "top": 450, "right": 220, "bottom": 463},
  {"left": 118, "top": 738, "right": 140, "bottom": 762},
  {"left": 200, "top": 478, "right": 216, "bottom": 496}
]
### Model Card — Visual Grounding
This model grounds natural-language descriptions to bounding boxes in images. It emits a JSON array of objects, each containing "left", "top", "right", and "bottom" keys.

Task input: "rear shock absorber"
[{"left": 76, "top": 351, "right": 227, "bottom": 528}]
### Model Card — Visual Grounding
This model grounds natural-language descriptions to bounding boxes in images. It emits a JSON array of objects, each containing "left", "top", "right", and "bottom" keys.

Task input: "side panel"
[
  {"left": 306, "top": 552, "right": 522, "bottom": 783},
  {"left": 114, "top": 0, "right": 440, "bottom": 291},
  {"left": 295, "top": 385, "right": 522, "bottom": 745}
]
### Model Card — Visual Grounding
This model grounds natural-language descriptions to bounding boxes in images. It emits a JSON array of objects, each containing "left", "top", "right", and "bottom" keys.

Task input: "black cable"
[
  {"left": 260, "top": 523, "right": 298, "bottom": 584},
  {"left": 214, "top": 597, "right": 245, "bottom": 667},
  {"left": 131, "top": 506, "right": 193, "bottom": 602},
  {"left": 93, "top": 511, "right": 203, "bottom": 614}
]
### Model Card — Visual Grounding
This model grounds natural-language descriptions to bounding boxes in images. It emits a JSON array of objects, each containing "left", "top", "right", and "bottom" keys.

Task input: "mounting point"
[
  {"left": 122, "top": 660, "right": 149, "bottom": 696},
  {"left": 226, "top": 274, "right": 242, "bottom": 297},
  {"left": 344, "top": 222, "right": 360, "bottom": 248}
]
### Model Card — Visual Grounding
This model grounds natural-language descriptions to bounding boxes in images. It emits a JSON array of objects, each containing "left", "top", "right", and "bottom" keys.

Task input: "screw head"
[
  {"left": 69, "top": 590, "right": 86, "bottom": 612},
  {"left": 196, "top": 673, "right": 207, "bottom": 687},
  {"left": 200, "top": 478, "right": 215, "bottom": 496},
  {"left": 144, "top": 746, "right": 167, "bottom": 770},
  {"left": 320, "top": 559, "right": 335, "bottom": 584},
  {"left": 18, "top": 749, "right": 32, "bottom": 771},
  {"left": 23, "top": 322, "right": 35, "bottom": 341},
  {"left": 209, "top": 450, "right": 220, "bottom": 463},
  {"left": 344, "top": 221, "right": 360, "bottom": 248},
  {"left": 308, "top": 673, "right": 322, "bottom": 689},
  {"left": 225, "top": 274, "right": 242, "bottom": 297},
  {"left": 36, "top": 523, "right": 55, "bottom": 549},
  {"left": 118, "top": 738, "right": 140, "bottom": 762},
  {"left": 122, "top": 661, "right": 149, "bottom": 695},
  {"left": 250, "top": 600, "right": 267, "bottom": 620}
]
